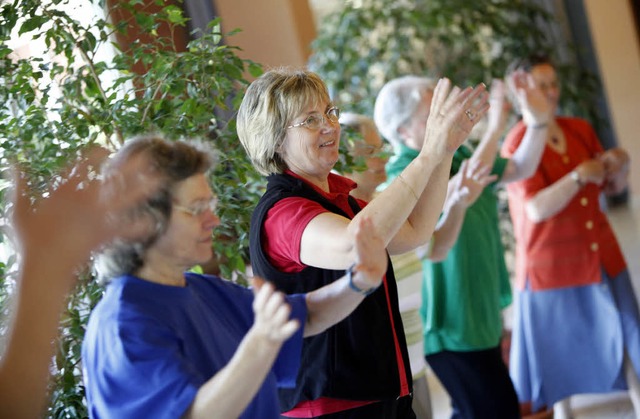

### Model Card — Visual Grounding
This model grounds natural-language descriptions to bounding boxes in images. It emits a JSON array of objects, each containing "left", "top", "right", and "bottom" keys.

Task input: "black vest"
[{"left": 249, "top": 173, "right": 412, "bottom": 412}]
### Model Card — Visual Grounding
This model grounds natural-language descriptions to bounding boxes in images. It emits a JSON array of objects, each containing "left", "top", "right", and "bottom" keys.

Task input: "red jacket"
[{"left": 501, "top": 117, "right": 626, "bottom": 291}]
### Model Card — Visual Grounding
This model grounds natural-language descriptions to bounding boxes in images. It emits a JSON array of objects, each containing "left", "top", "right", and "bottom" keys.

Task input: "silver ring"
[{"left": 465, "top": 109, "right": 475, "bottom": 121}]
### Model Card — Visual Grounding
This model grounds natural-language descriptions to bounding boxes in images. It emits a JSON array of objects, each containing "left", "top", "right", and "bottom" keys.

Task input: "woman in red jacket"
[{"left": 502, "top": 54, "right": 640, "bottom": 418}]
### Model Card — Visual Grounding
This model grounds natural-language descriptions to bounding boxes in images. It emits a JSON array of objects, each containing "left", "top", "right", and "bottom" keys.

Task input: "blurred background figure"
[
  {"left": 502, "top": 54, "right": 640, "bottom": 419},
  {"left": 374, "top": 73, "right": 551, "bottom": 419}
]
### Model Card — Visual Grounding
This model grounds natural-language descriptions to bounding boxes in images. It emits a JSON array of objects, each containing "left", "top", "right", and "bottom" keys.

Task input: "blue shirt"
[{"left": 82, "top": 273, "right": 306, "bottom": 418}]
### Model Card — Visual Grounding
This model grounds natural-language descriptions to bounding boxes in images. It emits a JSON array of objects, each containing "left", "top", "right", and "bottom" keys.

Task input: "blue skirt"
[{"left": 509, "top": 269, "right": 640, "bottom": 411}]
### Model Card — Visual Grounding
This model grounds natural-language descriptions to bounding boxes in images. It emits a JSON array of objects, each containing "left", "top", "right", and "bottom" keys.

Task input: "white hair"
[{"left": 373, "top": 75, "right": 437, "bottom": 146}]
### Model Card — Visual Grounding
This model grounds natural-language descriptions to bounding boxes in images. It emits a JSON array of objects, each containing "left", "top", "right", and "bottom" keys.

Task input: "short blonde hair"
[
  {"left": 373, "top": 75, "right": 437, "bottom": 146},
  {"left": 237, "top": 68, "right": 331, "bottom": 176}
]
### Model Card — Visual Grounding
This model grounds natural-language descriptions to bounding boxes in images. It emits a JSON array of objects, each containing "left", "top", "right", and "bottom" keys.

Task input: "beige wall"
[
  {"left": 214, "top": 0, "right": 316, "bottom": 71},
  {"left": 584, "top": 0, "right": 640, "bottom": 202}
]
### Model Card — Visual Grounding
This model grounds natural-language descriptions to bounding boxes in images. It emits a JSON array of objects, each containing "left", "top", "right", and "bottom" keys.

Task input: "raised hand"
[
  {"left": 452, "top": 159, "right": 497, "bottom": 208},
  {"left": 250, "top": 278, "right": 300, "bottom": 343},
  {"left": 350, "top": 216, "right": 387, "bottom": 291},
  {"left": 508, "top": 69, "right": 552, "bottom": 126},
  {"left": 10, "top": 146, "right": 162, "bottom": 274},
  {"left": 486, "top": 79, "right": 511, "bottom": 135},
  {"left": 422, "top": 78, "right": 489, "bottom": 159},
  {"left": 598, "top": 148, "right": 630, "bottom": 194},
  {"left": 575, "top": 158, "right": 606, "bottom": 186}
]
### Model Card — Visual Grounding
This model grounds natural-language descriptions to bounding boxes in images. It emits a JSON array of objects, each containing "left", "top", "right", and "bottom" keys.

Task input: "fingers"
[
  {"left": 100, "top": 151, "right": 162, "bottom": 213},
  {"left": 351, "top": 216, "right": 386, "bottom": 290},
  {"left": 480, "top": 174, "right": 499, "bottom": 186},
  {"left": 97, "top": 151, "right": 164, "bottom": 242},
  {"left": 489, "top": 79, "right": 505, "bottom": 100},
  {"left": 429, "top": 78, "right": 453, "bottom": 117},
  {"left": 252, "top": 280, "right": 300, "bottom": 342},
  {"left": 458, "top": 159, "right": 470, "bottom": 180},
  {"left": 457, "top": 84, "right": 489, "bottom": 123},
  {"left": 252, "top": 278, "right": 272, "bottom": 309}
]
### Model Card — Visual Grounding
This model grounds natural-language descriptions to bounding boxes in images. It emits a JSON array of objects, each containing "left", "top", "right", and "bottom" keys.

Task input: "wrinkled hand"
[
  {"left": 422, "top": 78, "right": 489, "bottom": 159},
  {"left": 486, "top": 79, "right": 511, "bottom": 135},
  {"left": 10, "top": 146, "right": 162, "bottom": 272},
  {"left": 508, "top": 70, "right": 552, "bottom": 126},
  {"left": 250, "top": 277, "right": 300, "bottom": 343},
  {"left": 575, "top": 159, "right": 606, "bottom": 186},
  {"left": 350, "top": 216, "right": 387, "bottom": 291},
  {"left": 451, "top": 159, "right": 497, "bottom": 208}
]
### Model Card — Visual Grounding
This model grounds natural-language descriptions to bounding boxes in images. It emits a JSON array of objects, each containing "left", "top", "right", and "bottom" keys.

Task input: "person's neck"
[
  {"left": 287, "top": 169, "right": 331, "bottom": 193},
  {"left": 135, "top": 255, "right": 188, "bottom": 287}
]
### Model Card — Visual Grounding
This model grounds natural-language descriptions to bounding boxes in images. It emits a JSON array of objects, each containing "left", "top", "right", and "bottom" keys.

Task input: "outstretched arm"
[
  {"left": 470, "top": 79, "right": 511, "bottom": 169},
  {"left": 0, "top": 149, "right": 161, "bottom": 418},
  {"left": 303, "top": 216, "right": 387, "bottom": 335},
  {"left": 300, "top": 79, "right": 490, "bottom": 268},
  {"left": 185, "top": 216, "right": 387, "bottom": 418},
  {"left": 500, "top": 70, "right": 552, "bottom": 184},
  {"left": 525, "top": 158, "right": 606, "bottom": 222},
  {"left": 427, "top": 159, "right": 497, "bottom": 261}
]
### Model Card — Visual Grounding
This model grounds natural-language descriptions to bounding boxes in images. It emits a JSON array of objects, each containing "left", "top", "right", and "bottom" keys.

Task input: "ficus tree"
[{"left": 0, "top": 0, "right": 263, "bottom": 415}]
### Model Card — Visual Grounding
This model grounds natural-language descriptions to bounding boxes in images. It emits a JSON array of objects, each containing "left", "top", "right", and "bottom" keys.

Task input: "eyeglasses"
[
  {"left": 173, "top": 196, "right": 218, "bottom": 217},
  {"left": 287, "top": 107, "right": 340, "bottom": 131}
]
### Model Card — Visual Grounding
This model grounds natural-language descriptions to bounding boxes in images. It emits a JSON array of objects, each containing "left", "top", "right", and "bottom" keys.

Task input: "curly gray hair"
[{"left": 94, "top": 134, "right": 216, "bottom": 283}]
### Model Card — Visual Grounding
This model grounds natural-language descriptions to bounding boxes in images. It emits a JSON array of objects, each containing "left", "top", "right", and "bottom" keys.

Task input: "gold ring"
[{"left": 465, "top": 109, "right": 475, "bottom": 121}]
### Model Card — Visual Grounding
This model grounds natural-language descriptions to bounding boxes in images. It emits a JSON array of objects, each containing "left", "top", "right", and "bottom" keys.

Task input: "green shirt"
[{"left": 385, "top": 144, "right": 511, "bottom": 354}]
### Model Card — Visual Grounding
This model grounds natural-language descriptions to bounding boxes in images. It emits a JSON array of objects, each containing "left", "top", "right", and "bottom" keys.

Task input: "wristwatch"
[
  {"left": 570, "top": 170, "right": 583, "bottom": 187},
  {"left": 346, "top": 264, "right": 379, "bottom": 296}
]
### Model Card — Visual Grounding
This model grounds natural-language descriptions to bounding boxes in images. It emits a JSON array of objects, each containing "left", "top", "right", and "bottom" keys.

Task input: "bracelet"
[
  {"left": 396, "top": 173, "right": 420, "bottom": 202},
  {"left": 528, "top": 122, "right": 549, "bottom": 129},
  {"left": 346, "top": 264, "right": 379, "bottom": 296},
  {"left": 570, "top": 170, "right": 583, "bottom": 187}
]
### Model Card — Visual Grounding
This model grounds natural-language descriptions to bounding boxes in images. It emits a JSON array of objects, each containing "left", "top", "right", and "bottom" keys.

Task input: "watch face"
[{"left": 571, "top": 171, "right": 582, "bottom": 185}]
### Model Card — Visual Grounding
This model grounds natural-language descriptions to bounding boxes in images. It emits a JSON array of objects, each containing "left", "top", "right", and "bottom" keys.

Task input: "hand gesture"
[
  {"left": 350, "top": 216, "right": 387, "bottom": 291},
  {"left": 575, "top": 159, "right": 606, "bottom": 186},
  {"left": 250, "top": 277, "right": 300, "bottom": 344},
  {"left": 422, "top": 78, "right": 489, "bottom": 160},
  {"left": 450, "top": 159, "right": 497, "bottom": 208},
  {"left": 486, "top": 79, "right": 511, "bottom": 135},
  {"left": 508, "top": 70, "right": 552, "bottom": 126},
  {"left": 598, "top": 148, "right": 630, "bottom": 194},
  {"left": 9, "top": 147, "right": 162, "bottom": 275}
]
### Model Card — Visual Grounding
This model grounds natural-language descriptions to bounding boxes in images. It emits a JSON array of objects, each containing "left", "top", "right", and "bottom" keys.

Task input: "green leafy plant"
[
  {"left": 309, "top": 0, "right": 600, "bottom": 121},
  {"left": 309, "top": 0, "right": 605, "bottom": 295},
  {"left": 0, "top": 0, "right": 263, "bottom": 416}
]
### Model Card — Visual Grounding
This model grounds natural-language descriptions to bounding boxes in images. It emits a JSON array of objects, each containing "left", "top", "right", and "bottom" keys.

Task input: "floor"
[{"left": 427, "top": 196, "right": 640, "bottom": 419}]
